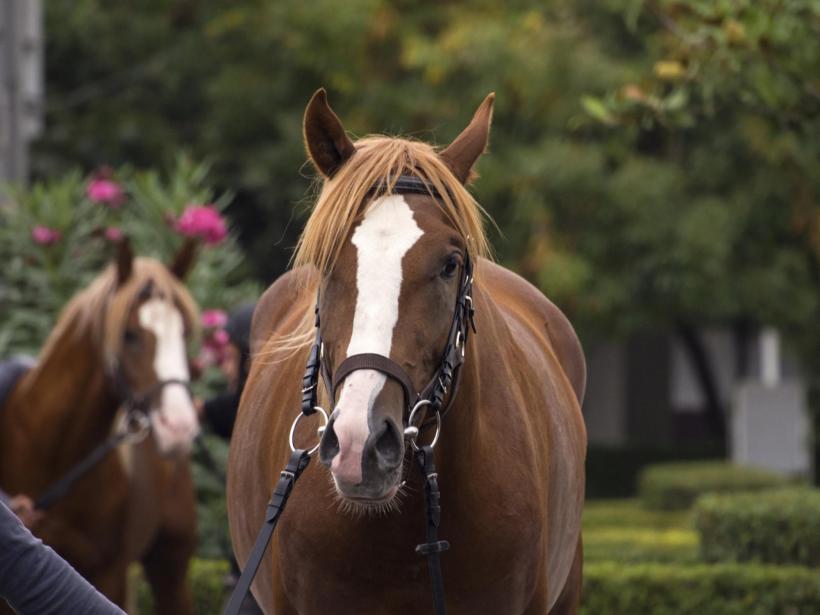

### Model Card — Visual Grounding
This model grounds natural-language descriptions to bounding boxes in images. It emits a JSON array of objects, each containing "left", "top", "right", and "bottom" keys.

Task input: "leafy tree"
[
  {"left": 33, "top": 1, "right": 820, "bottom": 445},
  {"left": 576, "top": 0, "right": 820, "bottom": 436}
]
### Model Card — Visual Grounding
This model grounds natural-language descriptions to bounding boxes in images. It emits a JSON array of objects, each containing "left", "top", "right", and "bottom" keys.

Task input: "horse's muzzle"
[{"left": 319, "top": 414, "right": 404, "bottom": 499}]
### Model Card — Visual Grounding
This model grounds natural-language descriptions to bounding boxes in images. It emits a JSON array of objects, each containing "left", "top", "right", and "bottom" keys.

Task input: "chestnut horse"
[
  {"left": 0, "top": 240, "right": 201, "bottom": 614},
  {"left": 228, "top": 90, "right": 587, "bottom": 614}
]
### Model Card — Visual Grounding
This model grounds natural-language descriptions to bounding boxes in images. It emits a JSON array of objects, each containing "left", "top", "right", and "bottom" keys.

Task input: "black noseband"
[{"left": 332, "top": 353, "right": 417, "bottom": 409}]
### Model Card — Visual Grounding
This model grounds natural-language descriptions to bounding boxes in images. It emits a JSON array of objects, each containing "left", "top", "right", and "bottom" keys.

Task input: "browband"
[{"left": 370, "top": 175, "right": 444, "bottom": 200}]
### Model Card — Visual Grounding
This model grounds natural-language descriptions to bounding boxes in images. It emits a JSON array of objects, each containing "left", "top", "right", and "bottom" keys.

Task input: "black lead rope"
[
  {"left": 223, "top": 449, "right": 311, "bottom": 615},
  {"left": 415, "top": 445, "right": 450, "bottom": 615},
  {"left": 34, "top": 429, "right": 134, "bottom": 510}
]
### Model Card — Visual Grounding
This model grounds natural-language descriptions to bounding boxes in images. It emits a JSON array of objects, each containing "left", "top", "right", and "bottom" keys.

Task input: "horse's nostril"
[
  {"left": 373, "top": 419, "right": 403, "bottom": 469},
  {"left": 318, "top": 417, "right": 340, "bottom": 465}
]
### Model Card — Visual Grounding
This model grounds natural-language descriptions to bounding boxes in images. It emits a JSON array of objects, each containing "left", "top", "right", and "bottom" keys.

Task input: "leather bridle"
[
  {"left": 33, "top": 338, "right": 194, "bottom": 511},
  {"left": 300, "top": 175, "right": 476, "bottom": 440}
]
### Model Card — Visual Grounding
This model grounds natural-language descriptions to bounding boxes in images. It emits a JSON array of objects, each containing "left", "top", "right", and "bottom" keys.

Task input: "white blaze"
[
  {"left": 138, "top": 299, "right": 199, "bottom": 453},
  {"left": 330, "top": 195, "right": 423, "bottom": 483}
]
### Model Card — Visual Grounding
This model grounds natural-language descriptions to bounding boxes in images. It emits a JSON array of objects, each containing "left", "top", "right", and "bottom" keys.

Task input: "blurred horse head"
[
  {"left": 101, "top": 239, "right": 201, "bottom": 455},
  {"left": 0, "top": 238, "right": 202, "bottom": 612}
]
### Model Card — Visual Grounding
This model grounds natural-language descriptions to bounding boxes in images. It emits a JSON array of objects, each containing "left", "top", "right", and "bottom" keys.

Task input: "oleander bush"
[
  {"left": 581, "top": 562, "right": 820, "bottom": 615},
  {"left": 695, "top": 488, "right": 820, "bottom": 567},
  {"left": 638, "top": 462, "right": 787, "bottom": 511},
  {"left": 0, "top": 157, "right": 258, "bottom": 356}
]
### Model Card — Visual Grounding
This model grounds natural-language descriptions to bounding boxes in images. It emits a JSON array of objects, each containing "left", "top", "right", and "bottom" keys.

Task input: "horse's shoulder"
[
  {"left": 250, "top": 266, "right": 319, "bottom": 355},
  {"left": 479, "top": 260, "right": 587, "bottom": 405}
]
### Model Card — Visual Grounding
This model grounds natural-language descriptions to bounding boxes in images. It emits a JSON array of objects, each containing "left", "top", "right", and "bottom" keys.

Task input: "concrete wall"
[{"left": 732, "top": 381, "right": 812, "bottom": 477}]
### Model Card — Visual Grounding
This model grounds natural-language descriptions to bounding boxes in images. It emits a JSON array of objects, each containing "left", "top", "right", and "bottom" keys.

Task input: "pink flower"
[
  {"left": 196, "top": 348, "right": 217, "bottom": 369},
  {"left": 31, "top": 225, "right": 61, "bottom": 246},
  {"left": 201, "top": 309, "right": 228, "bottom": 329},
  {"left": 203, "top": 328, "right": 230, "bottom": 353},
  {"left": 104, "top": 227, "right": 123, "bottom": 242},
  {"left": 86, "top": 178, "right": 125, "bottom": 207},
  {"left": 211, "top": 328, "right": 230, "bottom": 347},
  {"left": 174, "top": 204, "right": 228, "bottom": 245}
]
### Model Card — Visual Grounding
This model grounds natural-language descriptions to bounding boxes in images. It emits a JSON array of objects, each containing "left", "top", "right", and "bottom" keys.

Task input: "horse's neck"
[{"left": 12, "top": 320, "right": 119, "bottom": 472}]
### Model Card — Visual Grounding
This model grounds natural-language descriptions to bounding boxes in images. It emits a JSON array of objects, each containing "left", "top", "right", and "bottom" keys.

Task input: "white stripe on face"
[
  {"left": 329, "top": 195, "right": 423, "bottom": 485},
  {"left": 138, "top": 299, "right": 199, "bottom": 453}
]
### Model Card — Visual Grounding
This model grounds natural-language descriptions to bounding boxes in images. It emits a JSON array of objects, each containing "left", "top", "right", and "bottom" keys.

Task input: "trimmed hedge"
[
  {"left": 638, "top": 462, "right": 787, "bottom": 510},
  {"left": 586, "top": 444, "right": 724, "bottom": 499},
  {"left": 135, "top": 558, "right": 229, "bottom": 614},
  {"left": 584, "top": 527, "right": 698, "bottom": 564},
  {"left": 582, "top": 562, "right": 820, "bottom": 615},
  {"left": 584, "top": 499, "right": 697, "bottom": 564},
  {"left": 695, "top": 488, "right": 820, "bottom": 567}
]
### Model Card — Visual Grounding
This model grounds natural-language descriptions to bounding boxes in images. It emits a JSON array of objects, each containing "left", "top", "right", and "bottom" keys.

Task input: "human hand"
[{"left": 9, "top": 494, "right": 43, "bottom": 528}]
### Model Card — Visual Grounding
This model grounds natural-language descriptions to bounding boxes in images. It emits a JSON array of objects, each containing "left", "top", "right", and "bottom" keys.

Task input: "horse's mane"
[
  {"left": 39, "top": 258, "right": 199, "bottom": 371},
  {"left": 265, "top": 135, "right": 492, "bottom": 358},
  {"left": 294, "top": 135, "right": 490, "bottom": 274}
]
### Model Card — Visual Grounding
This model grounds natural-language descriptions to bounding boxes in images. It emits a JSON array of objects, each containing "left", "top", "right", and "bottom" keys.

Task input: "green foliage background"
[
  {"left": 10, "top": 2, "right": 820, "bottom": 610},
  {"left": 695, "top": 488, "right": 820, "bottom": 567},
  {"left": 637, "top": 461, "right": 788, "bottom": 510},
  {"left": 35, "top": 1, "right": 820, "bottom": 367}
]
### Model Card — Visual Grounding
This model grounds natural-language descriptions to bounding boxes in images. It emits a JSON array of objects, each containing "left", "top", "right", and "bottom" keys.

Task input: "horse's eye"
[
  {"left": 124, "top": 330, "right": 139, "bottom": 345},
  {"left": 440, "top": 254, "right": 460, "bottom": 279}
]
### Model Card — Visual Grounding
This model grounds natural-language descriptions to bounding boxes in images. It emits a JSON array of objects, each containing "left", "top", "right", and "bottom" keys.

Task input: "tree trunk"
[{"left": 676, "top": 323, "right": 726, "bottom": 441}]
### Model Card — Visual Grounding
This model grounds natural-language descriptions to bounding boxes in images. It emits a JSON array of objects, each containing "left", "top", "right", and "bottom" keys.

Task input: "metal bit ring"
[
  {"left": 405, "top": 399, "right": 441, "bottom": 451},
  {"left": 289, "top": 406, "right": 329, "bottom": 455}
]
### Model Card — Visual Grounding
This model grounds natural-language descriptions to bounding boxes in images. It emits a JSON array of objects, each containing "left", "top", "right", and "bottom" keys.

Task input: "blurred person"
[
  {"left": 195, "top": 303, "right": 262, "bottom": 615},
  {"left": 197, "top": 303, "right": 255, "bottom": 438},
  {"left": 0, "top": 493, "right": 124, "bottom": 614},
  {"left": 2, "top": 358, "right": 120, "bottom": 612}
]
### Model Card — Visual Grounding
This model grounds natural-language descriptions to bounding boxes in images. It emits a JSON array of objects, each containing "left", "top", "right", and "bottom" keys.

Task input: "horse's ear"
[
  {"left": 439, "top": 92, "right": 495, "bottom": 184},
  {"left": 303, "top": 88, "right": 355, "bottom": 178},
  {"left": 116, "top": 237, "right": 134, "bottom": 287},
  {"left": 169, "top": 237, "right": 198, "bottom": 280}
]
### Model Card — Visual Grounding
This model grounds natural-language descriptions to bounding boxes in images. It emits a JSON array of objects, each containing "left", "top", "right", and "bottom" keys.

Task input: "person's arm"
[{"left": 0, "top": 502, "right": 124, "bottom": 615}]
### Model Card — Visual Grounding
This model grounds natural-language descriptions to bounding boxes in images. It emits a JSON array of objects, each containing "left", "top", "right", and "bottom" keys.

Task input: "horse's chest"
[{"left": 272, "top": 475, "right": 545, "bottom": 615}]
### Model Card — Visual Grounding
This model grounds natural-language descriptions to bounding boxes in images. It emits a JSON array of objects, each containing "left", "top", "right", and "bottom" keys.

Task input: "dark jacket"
[
  {"left": 203, "top": 390, "right": 241, "bottom": 439},
  {"left": 203, "top": 303, "right": 255, "bottom": 440}
]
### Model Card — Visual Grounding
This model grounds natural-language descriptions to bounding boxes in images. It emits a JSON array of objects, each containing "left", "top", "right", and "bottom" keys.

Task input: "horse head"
[
  {"left": 299, "top": 89, "right": 494, "bottom": 507},
  {"left": 106, "top": 238, "right": 201, "bottom": 456}
]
